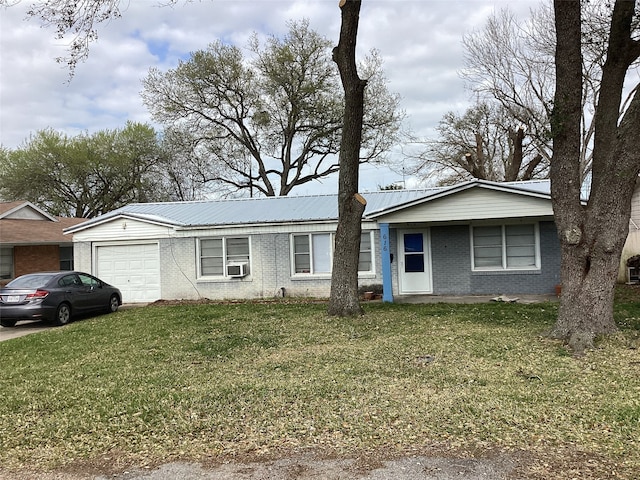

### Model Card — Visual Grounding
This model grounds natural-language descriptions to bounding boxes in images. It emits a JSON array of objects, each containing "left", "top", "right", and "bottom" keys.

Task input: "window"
[
  {"left": 292, "top": 232, "right": 374, "bottom": 275},
  {"left": 59, "top": 274, "right": 80, "bottom": 287},
  {"left": 0, "top": 247, "right": 13, "bottom": 279},
  {"left": 293, "top": 234, "right": 330, "bottom": 274},
  {"left": 472, "top": 224, "right": 538, "bottom": 270},
  {"left": 199, "top": 237, "right": 250, "bottom": 277},
  {"left": 358, "top": 231, "right": 373, "bottom": 272},
  {"left": 60, "top": 246, "right": 73, "bottom": 271},
  {"left": 78, "top": 274, "right": 100, "bottom": 287},
  {"left": 403, "top": 233, "right": 425, "bottom": 272}
]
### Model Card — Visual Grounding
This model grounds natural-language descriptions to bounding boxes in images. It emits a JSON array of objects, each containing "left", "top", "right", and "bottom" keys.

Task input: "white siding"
[
  {"left": 619, "top": 181, "right": 640, "bottom": 282},
  {"left": 72, "top": 218, "right": 173, "bottom": 242},
  {"left": 375, "top": 189, "right": 554, "bottom": 224},
  {"left": 629, "top": 183, "right": 640, "bottom": 231}
]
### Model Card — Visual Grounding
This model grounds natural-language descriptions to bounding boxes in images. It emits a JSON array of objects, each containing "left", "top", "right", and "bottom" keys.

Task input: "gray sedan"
[{"left": 0, "top": 271, "right": 122, "bottom": 327}]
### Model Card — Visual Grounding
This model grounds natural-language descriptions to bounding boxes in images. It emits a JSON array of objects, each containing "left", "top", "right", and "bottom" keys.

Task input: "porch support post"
[{"left": 379, "top": 223, "right": 393, "bottom": 302}]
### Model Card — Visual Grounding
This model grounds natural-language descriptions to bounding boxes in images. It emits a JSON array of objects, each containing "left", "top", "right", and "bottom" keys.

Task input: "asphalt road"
[
  {"left": 3, "top": 453, "right": 523, "bottom": 480},
  {"left": 98, "top": 456, "right": 520, "bottom": 480}
]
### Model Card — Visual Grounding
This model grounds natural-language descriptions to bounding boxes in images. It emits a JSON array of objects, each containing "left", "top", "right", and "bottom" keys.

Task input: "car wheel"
[
  {"left": 0, "top": 319, "right": 17, "bottom": 327},
  {"left": 54, "top": 303, "right": 71, "bottom": 326},
  {"left": 108, "top": 294, "right": 120, "bottom": 313}
]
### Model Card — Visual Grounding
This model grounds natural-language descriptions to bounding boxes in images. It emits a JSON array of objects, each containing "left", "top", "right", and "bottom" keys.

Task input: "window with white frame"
[
  {"left": 292, "top": 231, "right": 374, "bottom": 275},
  {"left": 0, "top": 247, "right": 13, "bottom": 279},
  {"left": 199, "top": 237, "right": 250, "bottom": 277},
  {"left": 472, "top": 224, "right": 538, "bottom": 270},
  {"left": 358, "top": 231, "right": 373, "bottom": 272}
]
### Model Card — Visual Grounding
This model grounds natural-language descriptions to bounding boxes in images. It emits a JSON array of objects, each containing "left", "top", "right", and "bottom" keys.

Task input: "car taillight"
[{"left": 26, "top": 290, "right": 49, "bottom": 299}]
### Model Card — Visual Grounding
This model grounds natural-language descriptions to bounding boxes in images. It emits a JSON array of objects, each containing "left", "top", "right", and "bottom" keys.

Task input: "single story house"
[
  {"left": 65, "top": 179, "right": 561, "bottom": 303},
  {"left": 0, "top": 201, "right": 85, "bottom": 284}
]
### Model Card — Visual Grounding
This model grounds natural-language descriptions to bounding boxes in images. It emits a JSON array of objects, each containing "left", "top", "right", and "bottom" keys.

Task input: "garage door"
[{"left": 96, "top": 243, "right": 161, "bottom": 303}]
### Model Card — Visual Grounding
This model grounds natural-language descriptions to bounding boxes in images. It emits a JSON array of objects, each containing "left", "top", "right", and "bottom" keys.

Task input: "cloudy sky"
[{"left": 0, "top": 0, "right": 541, "bottom": 195}]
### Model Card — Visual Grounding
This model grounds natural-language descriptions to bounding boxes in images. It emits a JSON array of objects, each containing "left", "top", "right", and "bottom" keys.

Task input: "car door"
[
  {"left": 77, "top": 273, "right": 109, "bottom": 312},
  {"left": 57, "top": 273, "right": 87, "bottom": 311}
]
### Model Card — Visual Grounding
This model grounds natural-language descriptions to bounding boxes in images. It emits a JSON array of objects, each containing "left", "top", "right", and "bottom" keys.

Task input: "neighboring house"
[
  {"left": 0, "top": 201, "right": 85, "bottom": 284},
  {"left": 620, "top": 179, "right": 640, "bottom": 283},
  {"left": 65, "top": 179, "right": 562, "bottom": 303}
]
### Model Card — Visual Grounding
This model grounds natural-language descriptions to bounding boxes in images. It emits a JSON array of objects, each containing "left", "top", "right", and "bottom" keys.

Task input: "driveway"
[
  {"left": 0, "top": 320, "right": 51, "bottom": 341},
  {"left": 0, "top": 305, "right": 143, "bottom": 342}
]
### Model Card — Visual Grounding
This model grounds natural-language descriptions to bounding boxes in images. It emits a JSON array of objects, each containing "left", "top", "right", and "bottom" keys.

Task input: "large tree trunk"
[
  {"left": 505, "top": 126, "right": 524, "bottom": 181},
  {"left": 550, "top": 0, "right": 640, "bottom": 354},
  {"left": 328, "top": 0, "right": 367, "bottom": 317}
]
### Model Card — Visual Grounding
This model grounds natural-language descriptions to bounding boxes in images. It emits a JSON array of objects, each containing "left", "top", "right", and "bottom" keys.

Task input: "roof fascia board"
[
  {"left": 475, "top": 181, "right": 552, "bottom": 199},
  {"left": 64, "top": 213, "right": 180, "bottom": 234},
  {"left": 388, "top": 214, "right": 556, "bottom": 229},
  {"left": 176, "top": 218, "right": 356, "bottom": 232},
  {"left": 477, "top": 181, "right": 587, "bottom": 204},
  {"left": 65, "top": 214, "right": 378, "bottom": 235},
  {"left": 1, "top": 240, "right": 75, "bottom": 247}
]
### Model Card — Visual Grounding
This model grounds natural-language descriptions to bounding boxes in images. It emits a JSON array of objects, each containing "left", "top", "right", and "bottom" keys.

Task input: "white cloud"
[{"left": 0, "top": 0, "right": 541, "bottom": 192}]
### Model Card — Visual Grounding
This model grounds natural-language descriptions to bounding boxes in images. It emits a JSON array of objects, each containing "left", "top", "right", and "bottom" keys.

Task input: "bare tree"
[
  {"left": 327, "top": 0, "right": 366, "bottom": 317},
  {"left": 551, "top": 0, "right": 640, "bottom": 354},
  {"left": 461, "top": 4, "right": 640, "bottom": 185},
  {"left": 411, "top": 102, "right": 545, "bottom": 185},
  {"left": 1, "top": 0, "right": 123, "bottom": 76},
  {"left": 461, "top": 8, "right": 556, "bottom": 176}
]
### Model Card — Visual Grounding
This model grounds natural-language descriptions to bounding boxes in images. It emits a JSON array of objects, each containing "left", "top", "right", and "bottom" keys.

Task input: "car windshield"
[{"left": 5, "top": 274, "right": 56, "bottom": 289}]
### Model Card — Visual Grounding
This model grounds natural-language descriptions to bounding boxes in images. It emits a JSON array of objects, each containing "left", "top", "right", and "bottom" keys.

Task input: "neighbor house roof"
[
  {"left": 0, "top": 201, "right": 27, "bottom": 217},
  {"left": 0, "top": 200, "right": 58, "bottom": 221},
  {"left": 64, "top": 179, "right": 553, "bottom": 234},
  {"left": 0, "top": 201, "right": 85, "bottom": 245}
]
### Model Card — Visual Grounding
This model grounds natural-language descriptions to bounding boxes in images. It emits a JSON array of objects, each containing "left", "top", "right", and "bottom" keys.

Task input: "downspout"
[{"left": 379, "top": 223, "right": 393, "bottom": 302}]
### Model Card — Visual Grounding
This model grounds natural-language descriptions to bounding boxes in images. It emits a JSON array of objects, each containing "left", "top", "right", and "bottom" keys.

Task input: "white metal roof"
[{"left": 65, "top": 179, "right": 552, "bottom": 234}]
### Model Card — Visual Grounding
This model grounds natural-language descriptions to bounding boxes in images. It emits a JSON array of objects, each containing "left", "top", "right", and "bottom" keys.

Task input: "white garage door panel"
[{"left": 97, "top": 244, "right": 161, "bottom": 303}]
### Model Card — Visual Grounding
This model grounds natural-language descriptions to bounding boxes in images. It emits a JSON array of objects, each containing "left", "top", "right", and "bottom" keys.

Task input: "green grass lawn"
[{"left": 1, "top": 294, "right": 639, "bottom": 478}]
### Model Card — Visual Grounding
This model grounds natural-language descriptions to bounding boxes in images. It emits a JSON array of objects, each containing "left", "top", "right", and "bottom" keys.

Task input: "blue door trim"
[{"left": 380, "top": 223, "right": 393, "bottom": 302}]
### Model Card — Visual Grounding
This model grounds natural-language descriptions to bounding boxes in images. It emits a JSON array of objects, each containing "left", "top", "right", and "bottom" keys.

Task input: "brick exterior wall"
[
  {"left": 14, "top": 245, "right": 60, "bottom": 277},
  {"left": 157, "top": 231, "right": 383, "bottom": 301},
  {"left": 428, "top": 221, "right": 560, "bottom": 295},
  {"left": 386, "top": 221, "right": 560, "bottom": 297},
  {"left": 431, "top": 225, "right": 472, "bottom": 295},
  {"left": 74, "top": 221, "right": 560, "bottom": 301}
]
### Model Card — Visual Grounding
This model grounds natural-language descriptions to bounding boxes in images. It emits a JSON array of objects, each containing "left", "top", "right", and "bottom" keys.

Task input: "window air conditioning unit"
[{"left": 226, "top": 262, "right": 248, "bottom": 278}]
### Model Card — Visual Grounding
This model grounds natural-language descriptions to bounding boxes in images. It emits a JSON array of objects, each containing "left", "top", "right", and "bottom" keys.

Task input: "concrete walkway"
[{"left": 393, "top": 293, "right": 559, "bottom": 304}]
